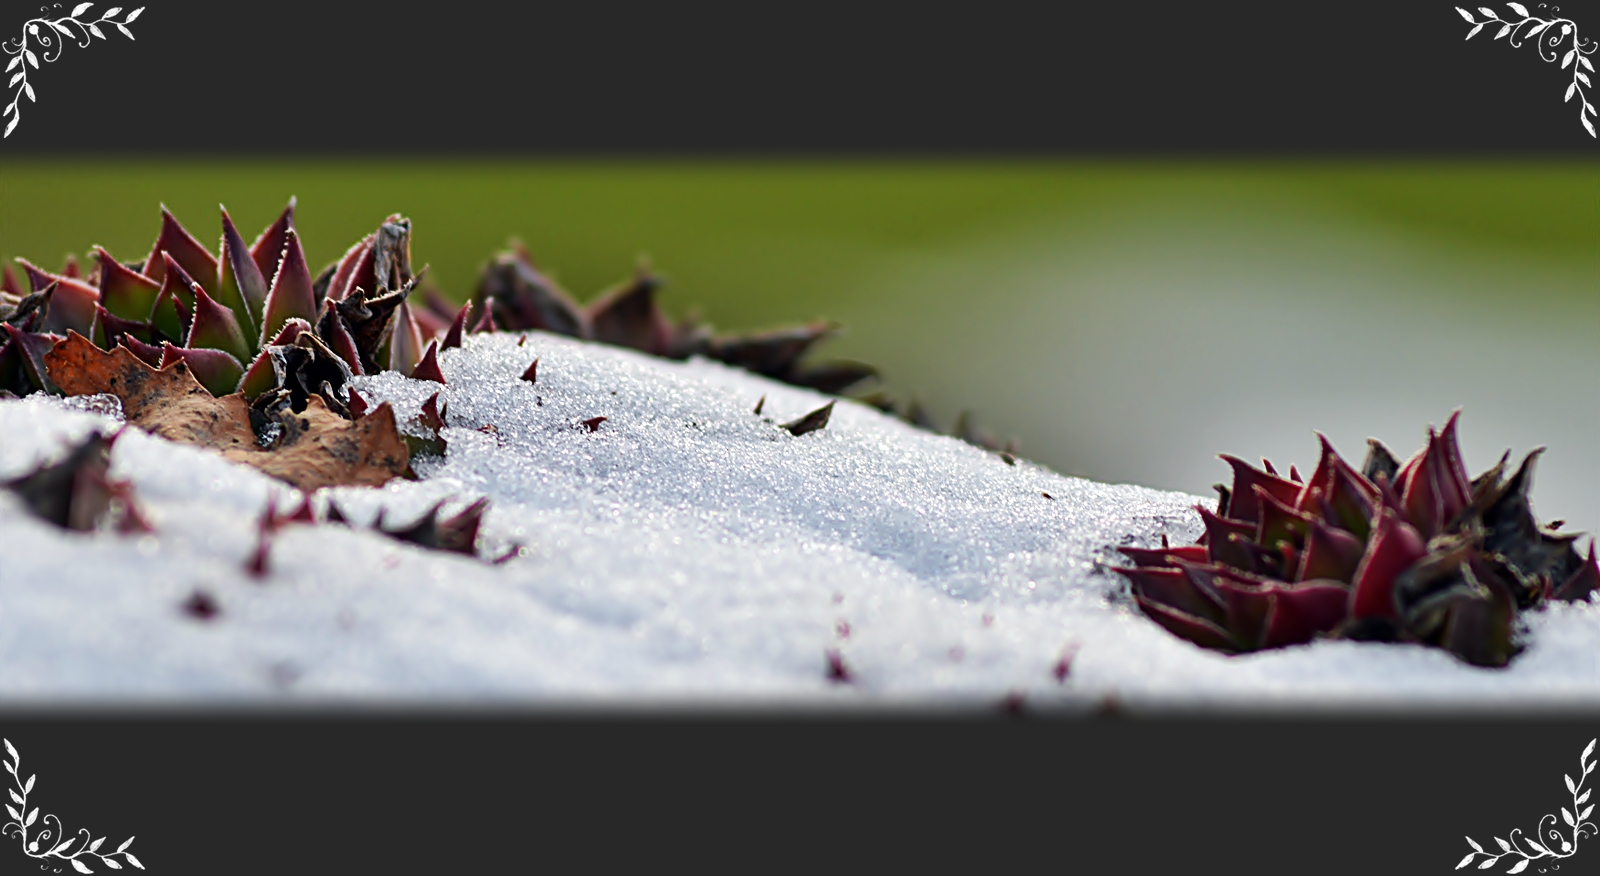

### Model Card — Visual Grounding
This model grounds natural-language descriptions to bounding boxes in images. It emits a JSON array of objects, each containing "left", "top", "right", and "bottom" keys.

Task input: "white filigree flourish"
[
  {"left": 2, "top": 738, "right": 144, "bottom": 873},
  {"left": 1456, "top": 737, "right": 1597, "bottom": 873},
  {"left": 2, "top": 3, "right": 144, "bottom": 139},
  {"left": 1457, "top": 4, "right": 1599, "bottom": 137}
]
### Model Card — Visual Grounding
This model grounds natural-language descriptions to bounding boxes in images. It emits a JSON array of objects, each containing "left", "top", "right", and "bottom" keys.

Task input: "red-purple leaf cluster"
[{"left": 1119, "top": 413, "right": 1600, "bottom": 667}]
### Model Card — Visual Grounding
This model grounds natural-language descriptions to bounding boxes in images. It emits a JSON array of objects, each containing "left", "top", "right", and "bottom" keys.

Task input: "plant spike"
[
  {"left": 474, "top": 244, "right": 586, "bottom": 337},
  {"left": 440, "top": 302, "right": 470, "bottom": 351},
  {"left": 411, "top": 340, "right": 445, "bottom": 383},
  {"left": 186, "top": 279, "right": 252, "bottom": 364},
  {"left": 324, "top": 233, "right": 375, "bottom": 303},
  {"left": 0, "top": 320, "right": 60, "bottom": 395},
  {"left": 239, "top": 318, "right": 313, "bottom": 399},
  {"left": 257, "top": 228, "right": 318, "bottom": 351},
  {"left": 249, "top": 197, "right": 296, "bottom": 289},
  {"left": 120, "top": 334, "right": 163, "bottom": 368},
  {"left": 142, "top": 205, "right": 219, "bottom": 296},
  {"left": 159, "top": 342, "right": 243, "bottom": 398},
  {"left": 148, "top": 266, "right": 193, "bottom": 347},
  {"left": 14, "top": 259, "right": 100, "bottom": 340},
  {"left": 314, "top": 298, "right": 364, "bottom": 376},
  {"left": 588, "top": 269, "right": 671, "bottom": 356},
  {"left": 93, "top": 246, "right": 160, "bottom": 322},
  {"left": 218, "top": 206, "right": 268, "bottom": 340}
]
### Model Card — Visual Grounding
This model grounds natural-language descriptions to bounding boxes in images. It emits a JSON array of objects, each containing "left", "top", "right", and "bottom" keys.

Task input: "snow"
[{"left": 1, "top": 331, "right": 1598, "bottom": 710}]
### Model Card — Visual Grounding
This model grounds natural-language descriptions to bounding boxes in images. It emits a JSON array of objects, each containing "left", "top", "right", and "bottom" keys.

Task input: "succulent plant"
[
  {"left": 10, "top": 200, "right": 998, "bottom": 478},
  {"left": 8, "top": 201, "right": 448, "bottom": 412},
  {"left": 468, "top": 243, "right": 879, "bottom": 394},
  {"left": 1117, "top": 413, "right": 1600, "bottom": 668}
]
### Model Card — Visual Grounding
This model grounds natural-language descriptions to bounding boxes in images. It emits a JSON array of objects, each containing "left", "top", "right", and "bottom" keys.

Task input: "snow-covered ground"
[{"left": 2, "top": 331, "right": 1597, "bottom": 710}]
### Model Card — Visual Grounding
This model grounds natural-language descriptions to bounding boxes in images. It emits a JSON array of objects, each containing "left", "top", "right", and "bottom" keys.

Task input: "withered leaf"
[
  {"left": 44, "top": 332, "right": 407, "bottom": 491},
  {"left": 782, "top": 401, "right": 834, "bottom": 437}
]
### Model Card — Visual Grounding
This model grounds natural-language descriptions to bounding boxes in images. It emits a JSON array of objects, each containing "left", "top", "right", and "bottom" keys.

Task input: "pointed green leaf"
[
  {"left": 185, "top": 282, "right": 251, "bottom": 362},
  {"left": 257, "top": 228, "right": 316, "bottom": 349},
  {"left": 217, "top": 207, "right": 265, "bottom": 343},
  {"left": 249, "top": 197, "right": 295, "bottom": 288},
  {"left": 159, "top": 343, "right": 242, "bottom": 396},
  {"left": 142, "top": 205, "right": 218, "bottom": 296},
  {"left": 93, "top": 246, "right": 159, "bottom": 321}
]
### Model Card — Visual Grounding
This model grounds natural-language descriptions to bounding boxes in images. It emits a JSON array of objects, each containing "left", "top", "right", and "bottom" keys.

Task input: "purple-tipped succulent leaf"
[
  {"left": 95, "top": 305, "right": 155, "bottom": 350},
  {"left": 475, "top": 246, "right": 585, "bottom": 337},
  {"left": 441, "top": 302, "right": 470, "bottom": 351},
  {"left": 15, "top": 261, "right": 99, "bottom": 340},
  {"left": 1, "top": 321, "right": 60, "bottom": 394},
  {"left": 120, "top": 335, "right": 163, "bottom": 368},
  {"left": 1218, "top": 455, "right": 1301, "bottom": 526},
  {"left": 1294, "top": 516, "right": 1366, "bottom": 583},
  {"left": 1349, "top": 510, "right": 1427, "bottom": 621},
  {"left": 239, "top": 317, "right": 313, "bottom": 399},
  {"left": 186, "top": 281, "right": 252, "bottom": 363},
  {"left": 143, "top": 206, "right": 219, "bottom": 296},
  {"left": 314, "top": 298, "right": 364, "bottom": 376},
  {"left": 1321, "top": 456, "right": 1379, "bottom": 543},
  {"left": 156, "top": 253, "right": 200, "bottom": 311},
  {"left": 1259, "top": 582, "right": 1349, "bottom": 648},
  {"left": 94, "top": 247, "right": 160, "bottom": 321},
  {"left": 587, "top": 271, "right": 671, "bottom": 356},
  {"left": 249, "top": 198, "right": 296, "bottom": 289},
  {"left": 159, "top": 342, "right": 243, "bottom": 397},
  {"left": 1135, "top": 596, "right": 1237, "bottom": 652},
  {"left": 1123, "top": 565, "right": 1226, "bottom": 627},
  {"left": 325, "top": 234, "right": 374, "bottom": 303},
  {"left": 418, "top": 392, "right": 446, "bottom": 432},
  {"left": 258, "top": 228, "right": 318, "bottom": 349},
  {"left": 411, "top": 340, "right": 445, "bottom": 384},
  {"left": 218, "top": 207, "right": 268, "bottom": 339},
  {"left": 1118, "top": 544, "right": 1210, "bottom": 568},
  {"left": 1119, "top": 415, "right": 1578, "bottom": 667},
  {"left": 149, "top": 273, "right": 193, "bottom": 346}
]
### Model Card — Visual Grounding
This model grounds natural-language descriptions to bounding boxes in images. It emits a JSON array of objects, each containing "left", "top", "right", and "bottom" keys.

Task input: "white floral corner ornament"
[
  {"left": 2, "top": 3, "right": 144, "bottom": 139},
  {"left": 1456, "top": 737, "right": 1596, "bottom": 873},
  {"left": 2, "top": 738, "right": 144, "bottom": 872},
  {"left": 1457, "top": 4, "right": 1599, "bottom": 137}
]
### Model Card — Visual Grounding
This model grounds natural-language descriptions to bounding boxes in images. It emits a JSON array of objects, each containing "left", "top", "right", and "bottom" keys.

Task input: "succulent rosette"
[
  {"left": 470, "top": 243, "right": 879, "bottom": 394},
  {"left": 2, "top": 201, "right": 448, "bottom": 410},
  {"left": 1118, "top": 413, "right": 1600, "bottom": 667}
]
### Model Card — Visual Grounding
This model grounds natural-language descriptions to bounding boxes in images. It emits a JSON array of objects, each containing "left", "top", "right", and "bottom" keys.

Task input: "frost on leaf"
[{"left": 43, "top": 332, "right": 408, "bottom": 491}]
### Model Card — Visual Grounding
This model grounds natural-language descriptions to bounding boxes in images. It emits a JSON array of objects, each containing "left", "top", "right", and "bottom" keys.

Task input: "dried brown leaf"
[{"left": 44, "top": 332, "right": 407, "bottom": 491}]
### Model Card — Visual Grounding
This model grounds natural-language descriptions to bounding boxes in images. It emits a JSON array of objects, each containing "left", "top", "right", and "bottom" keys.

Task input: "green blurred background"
[{"left": 1, "top": 159, "right": 1595, "bottom": 530}]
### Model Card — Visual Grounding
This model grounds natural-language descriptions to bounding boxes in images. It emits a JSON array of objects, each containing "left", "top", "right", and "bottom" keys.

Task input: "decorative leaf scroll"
[
  {"left": 1458, "top": 4, "right": 1600, "bottom": 136},
  {"left": 1, "top": 4, "right": 144, "bottom": 138},
  {"left": 1, "top": 738, "right": 144, "bottom": 870},
  {"left": 1458, "top": 737, "right": 1599, "bottom": 870}
]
